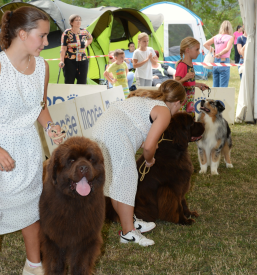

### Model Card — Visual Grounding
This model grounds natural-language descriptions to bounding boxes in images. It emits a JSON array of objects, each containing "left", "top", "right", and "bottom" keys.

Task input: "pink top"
[
  {"left": 214, "top": 34, "right": 233, "bottom": 58},
  {"left": 233, "top": 31, "right": 243, "bottom": 44}
]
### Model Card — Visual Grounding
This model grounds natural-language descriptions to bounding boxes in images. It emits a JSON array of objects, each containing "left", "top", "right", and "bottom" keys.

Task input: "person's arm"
[
  {"left": 104, "top": 70, "right": 116, "bottom": 84},
  {"left": 37, "top": 61, "right": 64, "bottom": 145},
  {"left": 85, "top": 35, "right": 93, "bottom": 47},
  {"left": 195, "top": 82, "right": 209, "bottom": 91},
  {"left": 133, "top": 51, "right": 152, "bottom": 68},
  {"left": 241, "top": 44, "right": 246, "bottom": 59},
  {"left": 214, "top": 37, "right": 234, "bottom": 58},
  {"left": 203, "top": 37, "right": 215, "bottom": 51},
  {"left": 175, "top": 63, "right": 194, "bottom": 83},
  {"left": 59, "top": 45, "right": 67, "bottom": 68},
  {"left": 59, "top": 31, "right": 68, "bottom": 68},
  {"left": 143, "top": 106, "right": 171, "bottom": 166}
]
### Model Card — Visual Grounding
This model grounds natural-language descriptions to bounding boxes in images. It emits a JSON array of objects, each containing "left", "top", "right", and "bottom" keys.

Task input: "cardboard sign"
[
  {"left": 100, "top": 86, "right": 125, "bottom": 111},
  {"left": 47, "top": 84, "right": 108, "bottom": 106},
  {"left": 75, "top": 93, "right": 104, "bottom": 138},
  {"left": 44, "top": 99, "right": 83, "bottom": 154},
  {"left": 194, "top": 87, "right": 235, "bottom": 124}
]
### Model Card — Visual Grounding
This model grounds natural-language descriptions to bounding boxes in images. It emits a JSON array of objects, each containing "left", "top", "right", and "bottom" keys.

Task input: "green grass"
[{"left": 1, "top": 67, "right": 257, "bottom": 275}]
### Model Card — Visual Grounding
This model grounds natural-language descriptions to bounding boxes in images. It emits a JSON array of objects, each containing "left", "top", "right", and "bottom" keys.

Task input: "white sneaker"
[
  {"left": 22, "top": 262, "right": 44, "bottom": 275},
  {"left": 133, "top": 214, "right": 156, "bottom": 233},
  {"left": 119, "top": 229, "right": 155, "bottom": 246}
]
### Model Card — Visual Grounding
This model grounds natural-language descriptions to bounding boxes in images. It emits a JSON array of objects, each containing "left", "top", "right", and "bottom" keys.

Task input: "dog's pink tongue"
[{"left": 76, "top": 177, "right": 91, "bottom": 196}]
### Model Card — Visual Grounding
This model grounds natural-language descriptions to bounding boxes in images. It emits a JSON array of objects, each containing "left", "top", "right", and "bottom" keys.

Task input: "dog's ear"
[{"left": 216, "top": 100, "right": 225, "bottom": 113}]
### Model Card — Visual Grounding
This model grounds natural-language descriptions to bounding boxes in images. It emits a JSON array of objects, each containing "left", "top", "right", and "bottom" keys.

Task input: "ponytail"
[{"left": 0, "top": 11, "right": 13, "bottom": 50}]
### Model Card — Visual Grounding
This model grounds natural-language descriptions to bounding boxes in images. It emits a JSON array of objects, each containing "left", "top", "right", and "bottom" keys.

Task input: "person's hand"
[
  {"left": 145, "top": 158, "right": 155, "bottom": 168},
  {"left": 214, "top": 53, "right": 221, "bottom": 58},
  {"left": 125, "top": 58, "right": 130, "bottom": 64},
  {"left": 48, "top": 124, "right": 66, "bottom": 145},
  {"left": 110, "top": 78, "right": 117, "bottom": 84},
  {"left": 153, "top": 75, "right": 159, "bottom": 79},
  {"left": 0, "top": 147, "right": 15, "bottom": 172},
  {"left": 148, "top": 53, "right": 152, "bottom": 60},
  {"left": 185, "top": 72, "right": 195, "bottom": 80},
  {"left": 198, "top": 83, "right": 209, "bottom": 91},
  {"left": 58, "top": 62, "right": 64, "bottom": 68}
]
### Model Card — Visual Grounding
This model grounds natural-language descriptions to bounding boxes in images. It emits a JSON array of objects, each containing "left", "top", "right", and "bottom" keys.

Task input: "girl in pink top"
[
  {"left": 204, "top": 21, "right": 234, "bottom": 87},
  {"left": 233, "top": 25, "right": 243, "bottom": 64},
  {"left": 175, "top": 37, "right": 208, "bottom": 118}
]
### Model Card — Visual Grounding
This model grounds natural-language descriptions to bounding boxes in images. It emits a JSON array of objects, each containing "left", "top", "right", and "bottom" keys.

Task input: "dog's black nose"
[
  {"left": 80, "top": 165, "right": 87, "bottom": 173},
  {"left": 201, "top": 100, "right": 205, "bottom": 107}
]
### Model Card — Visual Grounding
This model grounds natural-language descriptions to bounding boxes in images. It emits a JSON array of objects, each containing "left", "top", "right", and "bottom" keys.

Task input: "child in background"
[
  {"left": 106, "top": 50, "right": 134, "bottom": 90},
  {"left": 104, "top": 49, "right": 129, "bottom": 98},
  {"left": 175, "top": 37, "right": 209, "bottom": 118},
  {"left": 0, "top": 6, "right": 64, "bottom": 275},
  {"left": 132, "top": 32, "right": 156, "bottom": 87}
]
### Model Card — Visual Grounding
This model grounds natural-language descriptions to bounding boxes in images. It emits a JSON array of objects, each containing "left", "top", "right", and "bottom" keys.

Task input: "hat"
[{"left": 69, "top": 14, "right": 81, "bottom": 25}]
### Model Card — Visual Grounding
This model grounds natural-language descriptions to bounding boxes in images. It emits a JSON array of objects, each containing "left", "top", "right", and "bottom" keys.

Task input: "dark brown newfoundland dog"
[
  {"left": 40, "top": 136, "right": 105, "bottom": 275},
  {"left": 106, "top": 113, "right": 204, "bottom": 225}
]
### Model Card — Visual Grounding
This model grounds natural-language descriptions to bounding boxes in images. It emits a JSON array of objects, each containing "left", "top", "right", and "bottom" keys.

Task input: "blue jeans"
[
  {"left": 212, "top": 57, "right": 230, "bottom": 87},
  {"left": 239, "top": 58, "right": 244, "bottom": 80}
]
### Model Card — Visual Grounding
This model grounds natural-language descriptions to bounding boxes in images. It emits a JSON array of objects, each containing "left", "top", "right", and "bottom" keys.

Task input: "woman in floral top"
[{"left": 59, "top": 14, "right": 93, "bottom": 84}]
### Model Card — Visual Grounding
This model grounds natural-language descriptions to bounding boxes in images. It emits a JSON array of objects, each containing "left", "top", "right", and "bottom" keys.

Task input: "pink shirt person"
[
  {"left": 214, "top": 34, "right": 233, "bottom": 58},
  {"left": 233, "top": 30, "right": 243, "bottom": 45}
]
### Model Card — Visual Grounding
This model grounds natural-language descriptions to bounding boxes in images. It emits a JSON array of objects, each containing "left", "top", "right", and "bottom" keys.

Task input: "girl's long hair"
[
  {"left": 128, "top": 80, "right": 186, "bottom": 103},
  {"left": 175, "top": 37, "right": 200, "bottom": 68},
  {"left": 219, "top": 20, "right": 233, "bottom": 36}
]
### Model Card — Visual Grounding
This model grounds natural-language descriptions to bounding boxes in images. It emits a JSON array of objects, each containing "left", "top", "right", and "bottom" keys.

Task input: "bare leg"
[
  {"left": 111, "top": 199, "right": 134, "bottom": 234},
  {"left": 21, "top": 221, "right": 41, "bottom": 263}
]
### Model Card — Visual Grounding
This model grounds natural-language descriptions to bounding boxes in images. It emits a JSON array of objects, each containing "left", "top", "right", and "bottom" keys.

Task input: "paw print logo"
[
  {"left": 67, "top": 94, "right": 78, "bottom": 100},
  {"left": 116, "top": 97, "right": 123, "bottom": 101},
  {"left": 105, "top": 100, "right": 110, "bottom": 109},
  {"left": 194, "top": 97, "right": 206, "bottom": 114}
]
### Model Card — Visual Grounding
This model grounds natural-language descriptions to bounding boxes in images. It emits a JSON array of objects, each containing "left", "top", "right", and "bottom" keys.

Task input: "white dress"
[
  {"left": 91, "top": 97, "right": 168, "bottom": 206},
  {"left": 0, "top": 52, "right": 45, "bottom": 234}
]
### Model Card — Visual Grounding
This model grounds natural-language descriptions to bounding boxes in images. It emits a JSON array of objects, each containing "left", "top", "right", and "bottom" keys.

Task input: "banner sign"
[
  {"left": 47, "top": 84, "right": 108, "bottom": 106},
  {"left": 39, "top": 85, "right": 124, "bottom": 155}
]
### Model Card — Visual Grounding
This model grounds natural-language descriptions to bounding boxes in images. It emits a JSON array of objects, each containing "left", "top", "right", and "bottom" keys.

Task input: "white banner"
[
  {"left": 194, "top": 87, "right": 235, "bottom": 124},
  {"left": 47, "top": 84, "right": 108, "bottom": 106}
]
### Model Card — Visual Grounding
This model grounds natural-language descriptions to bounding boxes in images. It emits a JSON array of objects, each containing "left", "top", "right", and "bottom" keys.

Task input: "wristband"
[
  {"left": 145, "top": 159, "right": 154, "bottom": 166},
  {"left": 44, "top": 121, "right": 55, "bottom": 132}
]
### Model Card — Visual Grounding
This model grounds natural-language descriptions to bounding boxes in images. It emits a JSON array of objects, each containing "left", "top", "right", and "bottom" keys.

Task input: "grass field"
[{"left": 1, "top": 67, "right": 257, "bottom": 275}]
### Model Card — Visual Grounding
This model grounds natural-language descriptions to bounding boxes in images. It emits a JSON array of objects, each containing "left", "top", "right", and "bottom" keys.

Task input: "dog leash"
[
  {"left": 138, "top": 134, "right": 173, "bottom": 182},
  {"left": 201, "top": 87, "right": 212, "bottom": 98}
]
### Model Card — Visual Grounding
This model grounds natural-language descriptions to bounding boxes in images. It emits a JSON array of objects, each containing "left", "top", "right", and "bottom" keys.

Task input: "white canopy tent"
[{"left": 236, "top": 0, "right": 256, "bottom": 123}]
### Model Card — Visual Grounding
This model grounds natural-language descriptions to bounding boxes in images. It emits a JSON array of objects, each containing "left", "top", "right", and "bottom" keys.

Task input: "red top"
[{"left": 175, "top": 62, "right": 195, "bottom": 87}]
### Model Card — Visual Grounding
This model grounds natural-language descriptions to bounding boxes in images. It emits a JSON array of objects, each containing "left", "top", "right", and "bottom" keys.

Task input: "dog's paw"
[
  {"left": 190, "top": 211, "right": 199, "bottom": 218},
  {"left": 211, "top": 170, "right": 219, "bottom": 175},
  {"left": 226, "top": 163, "right": 233, "bottom": 168},
  {"left": 199, "top": 169, "right": 207, "bottom": 174}
]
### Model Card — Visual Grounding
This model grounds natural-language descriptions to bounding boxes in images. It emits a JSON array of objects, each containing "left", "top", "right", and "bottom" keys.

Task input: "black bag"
[{"left": 129, "top": 84, "right": 137, "bottom": 91}]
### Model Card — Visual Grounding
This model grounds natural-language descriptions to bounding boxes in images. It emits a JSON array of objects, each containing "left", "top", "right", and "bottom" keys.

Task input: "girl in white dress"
[
  {"left": 92, "top": 80, "right": 186, "bottom": 246},
  {"left": 132, "top": 32, "right": 157, "bottom": 87},
  {"left": 0, "top": 7, "right": 65, "bottom": 275}
]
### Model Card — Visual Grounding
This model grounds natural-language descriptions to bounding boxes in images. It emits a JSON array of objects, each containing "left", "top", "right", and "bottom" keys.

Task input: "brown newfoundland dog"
[
  {"left": 106, "top": 113, "right": 204, "bottom": 225},
  {"left": 135, "top": 113, "right": 204, "bottom": 225},
  {"left": 40, "top": 136, "right": 105, "bottom": 275}
]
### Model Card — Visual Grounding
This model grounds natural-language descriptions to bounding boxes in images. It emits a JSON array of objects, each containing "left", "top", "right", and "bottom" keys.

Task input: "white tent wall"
[
  {"left": 236, "top": 0, "right": 255, "bottom": 123},
  {"left": 141, "top": 2, "right": 208, "bottom": 57}
]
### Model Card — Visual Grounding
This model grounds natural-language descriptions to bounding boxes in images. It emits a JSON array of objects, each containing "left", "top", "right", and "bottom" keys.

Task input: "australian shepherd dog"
[{"left": 196, "top": 99, "right": 233, "bottom": 175}]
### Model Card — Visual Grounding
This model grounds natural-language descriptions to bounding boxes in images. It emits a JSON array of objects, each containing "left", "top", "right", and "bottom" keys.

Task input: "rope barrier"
[
  {"left": 138, "top": 134, "right": 173, "bottom": 182},
  {"left": 45, "top": 56, "right": 241, "bottom": 67}
]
